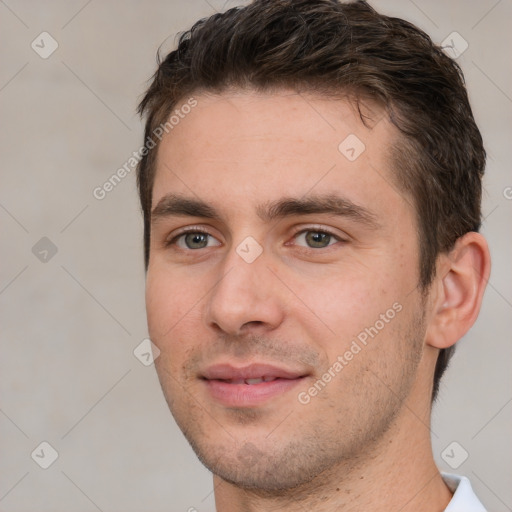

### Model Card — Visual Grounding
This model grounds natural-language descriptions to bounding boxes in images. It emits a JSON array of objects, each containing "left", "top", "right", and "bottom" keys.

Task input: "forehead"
[{"left": 152, "top": 90, "right": 409, "bottom": 220}]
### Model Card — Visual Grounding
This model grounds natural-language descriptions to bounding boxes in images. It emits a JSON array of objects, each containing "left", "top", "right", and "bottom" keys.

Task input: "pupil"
[
  {"left": 306, "top": 231, "right": 330, "bottom": 248},
  {"left": 186, "top": 233, "right": 207, "bottom": 248}
]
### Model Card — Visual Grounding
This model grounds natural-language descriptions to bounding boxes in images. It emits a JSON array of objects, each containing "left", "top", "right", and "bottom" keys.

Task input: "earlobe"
[{"left": 425, "top": 232, "right": 491, "bottom": 350}]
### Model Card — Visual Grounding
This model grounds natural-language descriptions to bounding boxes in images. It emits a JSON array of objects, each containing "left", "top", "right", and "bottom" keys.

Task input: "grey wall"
[{"left": 1, "top": 1, "right": 510, "bottom": 511}]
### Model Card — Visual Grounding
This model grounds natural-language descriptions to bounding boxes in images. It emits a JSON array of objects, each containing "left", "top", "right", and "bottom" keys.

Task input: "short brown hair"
[{"left": 137, "top": 0, "right": 485, "bottom": 400}]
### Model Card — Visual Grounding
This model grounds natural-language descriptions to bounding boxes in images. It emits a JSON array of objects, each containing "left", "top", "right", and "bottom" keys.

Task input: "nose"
[{"left": 204, "top": 245, "right": 285, "bottom": 336}]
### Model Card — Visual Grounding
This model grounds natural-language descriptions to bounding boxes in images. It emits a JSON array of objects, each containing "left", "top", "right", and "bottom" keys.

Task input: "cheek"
[
  {"left": 146, "top": 270, "right": 204, "bottom": 389},
  {"left": 145, "top": 265, "right": 198, "bottom": 342},
  {"left": 290, "top": 269, "right": 396, "bottom": 343}
]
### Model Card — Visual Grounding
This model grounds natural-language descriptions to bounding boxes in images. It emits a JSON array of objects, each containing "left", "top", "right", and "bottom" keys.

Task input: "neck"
[{"left": 213, "top": 387, "right": 452, "bottom": 511}]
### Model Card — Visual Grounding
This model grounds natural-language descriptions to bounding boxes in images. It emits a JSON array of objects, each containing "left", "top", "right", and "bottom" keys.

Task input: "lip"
[
  {"left": 201, "top": 363, "right": 306, "bottom": 381},
  {"left": 201, "top": 363, "right": 309, "bottom": 407}
]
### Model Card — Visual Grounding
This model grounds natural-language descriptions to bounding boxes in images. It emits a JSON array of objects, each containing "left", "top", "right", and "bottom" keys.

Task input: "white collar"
[{"left": 442, "top": 473, "right": 487, "bottom": 511}]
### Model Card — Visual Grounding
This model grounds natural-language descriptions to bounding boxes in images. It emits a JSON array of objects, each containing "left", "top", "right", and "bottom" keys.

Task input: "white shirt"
[{"left": 443, "top": 473, "right": 487, "bottom": 511}]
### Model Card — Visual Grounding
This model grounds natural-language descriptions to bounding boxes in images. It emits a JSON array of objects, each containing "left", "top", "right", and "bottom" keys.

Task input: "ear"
[{"left": 425, "top": 232, "right": 491, "bottom": 350}]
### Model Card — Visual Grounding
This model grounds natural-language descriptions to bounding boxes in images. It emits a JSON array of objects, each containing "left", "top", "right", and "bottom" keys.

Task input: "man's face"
[{"left": 146, "top": 90, "right": 428, "bottom": 489}]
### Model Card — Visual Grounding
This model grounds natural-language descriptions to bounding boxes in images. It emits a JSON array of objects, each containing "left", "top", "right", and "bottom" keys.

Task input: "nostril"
[{"left": 242, "top": 320, "right": 265, "bottom": 328}]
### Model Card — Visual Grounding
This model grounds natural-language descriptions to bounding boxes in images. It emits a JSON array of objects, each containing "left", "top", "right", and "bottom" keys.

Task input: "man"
[{"left": 136, "top": 1, "right": 491, "bottom": 510}]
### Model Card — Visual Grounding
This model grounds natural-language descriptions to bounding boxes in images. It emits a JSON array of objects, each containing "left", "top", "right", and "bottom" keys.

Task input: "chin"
[{"left": 186, "top": 434, "right": 336, "bottom": 492}]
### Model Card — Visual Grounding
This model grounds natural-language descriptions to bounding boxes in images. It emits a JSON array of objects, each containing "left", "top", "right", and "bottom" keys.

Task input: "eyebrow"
[{"left": 151, "top": 193, "right": 380, "bottom": 229}]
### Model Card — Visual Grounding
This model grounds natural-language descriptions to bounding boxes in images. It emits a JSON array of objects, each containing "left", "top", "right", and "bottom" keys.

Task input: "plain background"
[{"left": 0, "top": 1, "right": 510, "bottom": 511}]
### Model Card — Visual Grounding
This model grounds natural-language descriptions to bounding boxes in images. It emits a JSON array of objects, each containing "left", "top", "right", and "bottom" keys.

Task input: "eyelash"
[
  {"left": 165, "top": 226, "right": 212, "bottom": 247},
  {"left": 291, "top": 225, "right": 343, "bottom": 238},
  {"left": 165, "top": 226, "right": 345, "bottom": 250}
]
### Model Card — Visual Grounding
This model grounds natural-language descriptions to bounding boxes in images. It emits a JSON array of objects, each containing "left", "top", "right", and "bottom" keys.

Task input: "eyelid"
[
  {"left": 163, "top": 224, "right": 348, "bottom": 249},
  {"left": 289, "top": 224, "right": 349, "bottom": 242},
  {"left": 165, "top": 225, "right": 220, "bottom": 247}
]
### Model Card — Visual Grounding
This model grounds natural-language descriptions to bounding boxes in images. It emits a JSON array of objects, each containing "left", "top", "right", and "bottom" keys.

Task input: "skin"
[{"left": 145, "top": 90, "right": 490, "bottom": 511}]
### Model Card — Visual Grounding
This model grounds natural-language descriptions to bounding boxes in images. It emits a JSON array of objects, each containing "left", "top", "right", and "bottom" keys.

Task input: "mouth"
[
  {"left": 200, "top": 363, "right": 309, "bottom": 407},
  {"left": 213, "top": 376, "right": 282, "bottom": 385}
]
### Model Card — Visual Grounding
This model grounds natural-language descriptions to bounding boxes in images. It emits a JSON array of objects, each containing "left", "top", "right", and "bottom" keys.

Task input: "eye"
[
  {"left": 171, "top": 231, "right": 221, "bottom": 250},
  {"left": 293, "top": 230, "right": 340, "bottom": 249}
]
